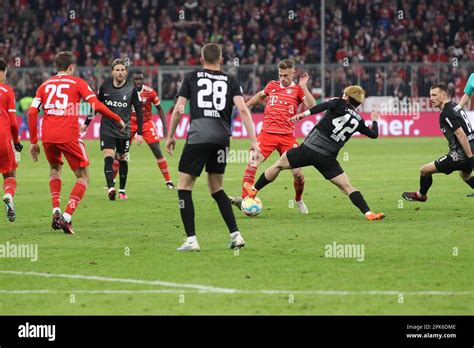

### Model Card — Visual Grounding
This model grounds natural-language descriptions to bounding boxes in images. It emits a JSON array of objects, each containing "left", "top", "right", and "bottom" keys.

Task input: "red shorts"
[
  {"left": 130, "top": 119, "right": 160, "bottom": 144},
  {"left": 257, "top": 130, "right": 299, "bottom": 159},
  {"left": 43, "top": 139, "right": 89, "bottom": 171},
  {"left": 0, "top": 141, "right": 17, "bottom": 174}
]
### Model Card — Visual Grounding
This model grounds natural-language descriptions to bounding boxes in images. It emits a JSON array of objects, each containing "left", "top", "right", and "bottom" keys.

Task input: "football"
[{"left": 241, "top": 196, "right": 263, "bottom": 216}]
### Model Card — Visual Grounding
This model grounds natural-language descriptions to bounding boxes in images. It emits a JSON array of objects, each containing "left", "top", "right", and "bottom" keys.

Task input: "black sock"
[
  {"left": 178, "top": 190, "right": 195, "bottom": 237},
  {"left": 254, "top": 172, "right": 272, "bottom": 191},
  {"left": 212, "top": 190, "right": 238, "bottom": 233},
  {"left": 419, "top": 175, "right": 433, "bottom": 196},
  {"left": 119, "top": 160, "right": 128, "bottom": 191},
  {"left": 349, "top": 191, "right": 370, "bottom": 214},
  {"left": 464, "top": 177, "right": 474, "bottom": 189},
  {"left": 104, "top": 156, "right": 115, "bottom": 188}
]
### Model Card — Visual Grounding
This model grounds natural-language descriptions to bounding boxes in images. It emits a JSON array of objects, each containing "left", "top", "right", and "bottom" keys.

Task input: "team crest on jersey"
[
  {"left": 142, "top": 97, "right": 147, "bottom": 102},
  {"left": 286, "top": 89, "right": 293, "bottom": 94}
]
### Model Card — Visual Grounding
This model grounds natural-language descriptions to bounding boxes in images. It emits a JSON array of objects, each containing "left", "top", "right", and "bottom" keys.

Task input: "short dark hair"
[
  {"left": 201, "top": 43, "right": 222, "bottom": 64},
  {"left": 54, "top": 51, "right": 76, "bottom": 71},
  {"left": 132, "top": 70, "right": 144, "bottom": 76},
  {"left": 0, "top": 59, "right": 7, "bottom": 72},
  {"left": 278, "top": 59, "right": 295, "bottom": 70},
  {"left": 430, "top": 83, "right": 448, "bottom": 93},
  {"left": 111, "top": 58, "right": 128, "bottom": 70}
]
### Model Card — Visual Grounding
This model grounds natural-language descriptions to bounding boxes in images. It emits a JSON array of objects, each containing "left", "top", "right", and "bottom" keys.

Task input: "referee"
[
  {"left": 83, "top": 59, "right": 143, "bottom": 200},
  {"left": 166, "top": 43, "right": 259, "bottom": 251}
]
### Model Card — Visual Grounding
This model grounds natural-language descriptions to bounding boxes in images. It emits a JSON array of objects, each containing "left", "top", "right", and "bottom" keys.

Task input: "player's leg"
[
  {"left": 2, "top": 171, "right": 17, "bottom": 222},
  {"left": 116, "top": 139, "right": 131, "bottom": 200},
  {"left": 208, "top": 173, "right": 244, "bottom": 249},
  {"left": 329, "top": 172, "right": 385, "bottom": 220},
  {"left": 291, "top": 167, "right": 308, "bottom": 214},
  {"left": 55, "top": 140, "right": 90, "bottom": 234},
  {"left": 148, "top": 142, "right": 175, "bottom": 189},
  {"left": 1, "top": 143, "right": 19, "bottom": 222},
  {"left": 241, "top": 133, "right": 271, "bottom": 198},
  {"left": 42, "top": 143, "right": 64, "bottom": 228},
  {"left": 247, "top": 151, "right": 294, "bottom": 198},
  {"left": 402, "top": 161, "right": 439, "bottom": 202},
  {"left": 459, "top": 166, "right": 474, "bottom": 196},
  {"left": 101, "top": 135, "right": 117, "bottom": 200},
  {"left": 176, "top": 143, "right": 206, "bottom": 251}
]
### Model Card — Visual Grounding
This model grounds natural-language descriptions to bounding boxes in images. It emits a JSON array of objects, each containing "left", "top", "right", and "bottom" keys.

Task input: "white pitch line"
[{"left": 0, "top": 270, "right": 473, "bottom": 296}]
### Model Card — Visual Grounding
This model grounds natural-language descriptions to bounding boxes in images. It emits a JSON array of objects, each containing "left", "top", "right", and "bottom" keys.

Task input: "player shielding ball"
[
  {"left": 130, "top": 71, "right": 175, "bottom": 189},
  {"left": 402, "top": 84, "right": 474, "bottom": 201},
  {"left": 231, "top": 59, "right": 316, "bottom": 214},
  {"left": 167, "top": 43, "right": 259, "bottom": 251},
  {"left": 28, "top": 51, "right": 125, "bottom": 234},
  {"left": 244, "top": 85, "right": 385, "bottom": 221},
  {"left": 0, "top": 59, "right": 23, "bottom": 222}
]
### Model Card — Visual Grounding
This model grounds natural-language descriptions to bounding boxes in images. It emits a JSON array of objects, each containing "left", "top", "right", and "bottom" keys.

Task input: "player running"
[
  {"left": 166, "top": 43, "right": 259, "bottom": 251},
  {"left": 82, "top": 59, "right": 143, "bottom": 200},
  {"left": 244, "top": 85, "right": 385, "bottom": 221},
  {"left": 0, "top": 59, "right": 23, "bottom": 222},
  {"left": 130, "top": 71, "right": 175, "bottom": 189},
  {"left": 402, "top": 83, "right": 474, "bottom": 201},
  {"left": 28, "top": 51, "right": 125, "bottom": 234},
  {"left": 231, "top": 59, "right": 316, "bottom": 214}
]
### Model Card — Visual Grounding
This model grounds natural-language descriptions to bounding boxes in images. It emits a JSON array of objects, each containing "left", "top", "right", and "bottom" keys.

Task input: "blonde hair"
[{"left": 343, "top": 85, "right": 365, "bottom": 106}]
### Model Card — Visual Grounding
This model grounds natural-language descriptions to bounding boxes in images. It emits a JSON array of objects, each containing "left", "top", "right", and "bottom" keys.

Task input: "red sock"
[
  {"left": 113, "top": 159, "right": 120, "bottom": 180},
  {"left": 3, "top": 177, "right": 17, "bottom": 197},
  {"left": 157, "top": 158, "right": 171, "bottom": 182},
  {"left": 242, "top": 164, "right": 257, "bottom": 197},
  {"left": 294, "top": 174, "right": 305, "bottom": 202},
  {"left": 65, "top": 181, "right": 88, "bottom": 216},
  {"left": 49, "top": 175, "right": 62, "bottom": 209}
]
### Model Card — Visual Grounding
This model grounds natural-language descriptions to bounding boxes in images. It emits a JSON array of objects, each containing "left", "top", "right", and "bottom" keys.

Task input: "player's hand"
[
  {"left": 371, "top": 110, "right": 380, "bottom": 121},
  {"left": 80, "top": 124, "right": 88, "bottom": 133},
  {"left": 166, "top": 136, "right": 176, "bottom": 156},
  {"left": 118, "top": 120, "right": 126, "bottom": 132},
  {"left": 135, "top": 134, "right": 143, "bottom": 145},
  {"left": 289, "top": 113, "right": 305, "bottom": 123},
  {"left": 298, "top": 72, "right": 310, "bottom": 87},
  {"left": 30, "top": 143, "right": 40, "bottom": 162},
  {"left": 14, "top": 143, "right": 23, "bottom": 153}
]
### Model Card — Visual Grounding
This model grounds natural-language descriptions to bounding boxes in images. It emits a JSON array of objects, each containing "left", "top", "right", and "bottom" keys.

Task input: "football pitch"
[{"left": 0, "top": 137, "right": 472, "bottom": 315}]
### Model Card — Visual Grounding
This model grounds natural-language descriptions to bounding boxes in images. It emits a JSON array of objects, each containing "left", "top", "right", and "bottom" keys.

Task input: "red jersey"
[
  {"left": 262, "top": 80, "right": 306, "bottom": 134},
  {"left": 0, "top": 83, "right": 19, "bottom": 145},
  {"left": 132, "top": 85, "right": 160, "bottom": 122},
  {"left": 30, "top": 74, "right": 96, "bottom": 143}
]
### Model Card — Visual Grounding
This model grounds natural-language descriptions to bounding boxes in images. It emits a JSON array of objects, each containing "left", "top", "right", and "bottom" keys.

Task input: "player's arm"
[
  {"left": 79, "top": 82, "right": 125, "bottom": 130},
  {"left": 299, "top": 72, "right": 316, "bottom": 109},
  {"left": 234, "top": 95, "right": 259, "bottom": 154},
  {"left": 454, "top": 127, "right": 474, "bottom": 160},
  {"left": 166, "top": 96, "right": 187, "bottom": 156},
  {"left": 156, "top": 105, "right": 167, "bottom": 137},
  {"left": 358, "top": 111, "right": 380, "bottom": 139},
  {"left": 246, "top": 90, "right": 266, "bottom": 108},
  {"left": 7, "top": 88, "right": 22, "bottom": 151},
  {"left": 131, "top": 88, "right": 143, "bottom": 144},
  {"left": 82, "top": 86, "right": 103, "bottom": 130},
  {"left": 28, "top": 88, "right": 43, "bottom": 162},
  {"left": 458, "top": 74, "right": 474, "bottom": 109}
]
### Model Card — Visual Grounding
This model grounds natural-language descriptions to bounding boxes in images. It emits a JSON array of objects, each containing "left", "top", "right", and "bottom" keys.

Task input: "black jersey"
[
  {"left": 177, "top": 68, "right": 243, "bottom": 146},
  {"left": 97, "top": 79, "right": 142, "bottom": 139},
  {"left": 439, "top": 101, "right": 474, "bottom": 159},
  {"left": 303, "top": 98, "right": 379, "bottom": 157}
]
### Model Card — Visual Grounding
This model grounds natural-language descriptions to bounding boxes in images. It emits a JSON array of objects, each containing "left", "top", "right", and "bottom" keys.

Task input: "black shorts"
[
  {"left": 434, "top": 153, "right": 472, "bottom": 175},
  {"left": 178, "top": 143, "right": 228, "bottom": 177},
  {"left": 286, "top": 144, "right": 344, "bottom": 180},
  {"left": 100, "top": 134, "right": 130, "bottom": 154}
]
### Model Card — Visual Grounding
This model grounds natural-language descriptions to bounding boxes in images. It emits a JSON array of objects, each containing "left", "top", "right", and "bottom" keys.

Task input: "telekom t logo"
[{"left": 269, "top": 95, "right": 278, "bottom": 105}]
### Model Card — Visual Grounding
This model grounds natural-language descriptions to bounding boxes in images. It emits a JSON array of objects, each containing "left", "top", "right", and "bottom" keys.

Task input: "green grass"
[{"left": 0, "top": 137, "right": 473, "bottom": 315}]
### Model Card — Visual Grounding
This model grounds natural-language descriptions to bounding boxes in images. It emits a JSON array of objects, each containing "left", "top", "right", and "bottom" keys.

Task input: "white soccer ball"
[{"left": 241, "top": 196, "right": 263, "bottom": 216}]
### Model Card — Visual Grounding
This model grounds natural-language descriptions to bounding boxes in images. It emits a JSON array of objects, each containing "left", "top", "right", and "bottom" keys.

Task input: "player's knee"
[
  {"left": 293, "top": 169, "right": 303, "bottom": 182},
  {"left": 118, "top": 153, "right": 129, "bottom": 162},
  {"left": 420, "top": 164, "right": 431, "bottom": 176}
]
